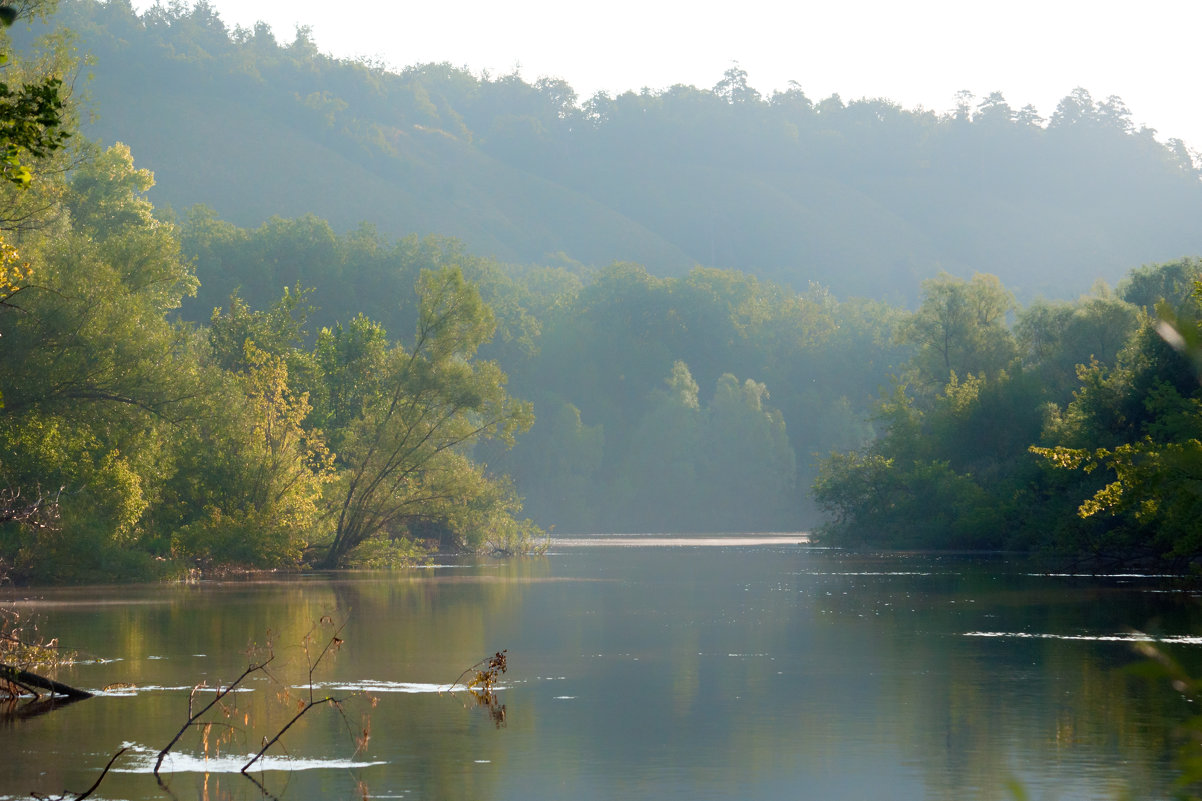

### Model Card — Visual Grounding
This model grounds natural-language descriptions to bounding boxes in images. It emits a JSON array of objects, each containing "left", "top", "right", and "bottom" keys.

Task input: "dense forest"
[
  {"left": 3, "top": 1, "right": 1202, "bottom": 583},
  {"left": 813, "top": 262, "right": 1202, "bottom": 565},
  {"left": 17, "top": 0, "right": 1202, "bottom": 301}
]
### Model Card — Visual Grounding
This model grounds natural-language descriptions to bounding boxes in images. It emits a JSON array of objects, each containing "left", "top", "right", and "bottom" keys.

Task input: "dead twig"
[
  {"left": 154, "top": 656, "right": 273, "bottom": 775},
  {"left": 448, "top": 650, "right": 507, "bottom": 694},
  {"left": 243, "top": 616, "right": 362, "bottom": 774}
]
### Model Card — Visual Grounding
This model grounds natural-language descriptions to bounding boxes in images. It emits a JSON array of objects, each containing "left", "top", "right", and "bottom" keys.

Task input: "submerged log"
[{"left": 0, "top": 662, "right": 92, "bottom": 699}]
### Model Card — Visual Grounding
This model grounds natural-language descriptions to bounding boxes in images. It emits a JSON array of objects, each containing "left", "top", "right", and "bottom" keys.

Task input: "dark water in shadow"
[{"left": 2, "top": 541, "right": 1198, "bottom": 800}]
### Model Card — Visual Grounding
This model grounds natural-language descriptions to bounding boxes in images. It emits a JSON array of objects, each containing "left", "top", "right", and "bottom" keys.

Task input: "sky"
[{"left": 136, "top": 0, "right": 1202, "bottom": 150}]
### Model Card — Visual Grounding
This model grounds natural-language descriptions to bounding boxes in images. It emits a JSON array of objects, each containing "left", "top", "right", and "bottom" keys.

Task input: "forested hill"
[{"left": 24, "top": 0, "right": 1202, "bottom": 300}]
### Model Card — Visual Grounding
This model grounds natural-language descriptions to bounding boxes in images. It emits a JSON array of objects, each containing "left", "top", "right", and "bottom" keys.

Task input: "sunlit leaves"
[
  {"left": 1028, "top": 277, "right": 1202, "bottom": 561},
  {"left": 0, "top": 145, "right": 205, "bottom": 580},
  {"left": 320, "top": 267, "right": 535, "bottom": 567},
  {"left": 0, "top": 230, "right": 29, "bottom": 297},
  {"left": 0, "top": 74, "right": 68, "bottom": 187}
]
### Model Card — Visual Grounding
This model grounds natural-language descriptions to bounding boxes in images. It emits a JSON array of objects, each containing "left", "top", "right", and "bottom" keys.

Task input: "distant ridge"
[{"left": 26, "top": 0, "right": 1202, "bottom": 300}]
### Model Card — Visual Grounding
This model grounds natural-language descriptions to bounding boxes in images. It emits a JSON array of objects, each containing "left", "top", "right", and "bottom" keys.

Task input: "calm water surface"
[{"left": 2, "top": 537, "right": 1200, "bottom": 800}]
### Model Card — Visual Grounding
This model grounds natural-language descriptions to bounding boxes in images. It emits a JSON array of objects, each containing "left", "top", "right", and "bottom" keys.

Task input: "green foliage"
[
  {"left": 0, "top": 127, "right": 538, "bottom": 579},
  {"left": 611, "top": 361, "right": 704, "bottom": 532},
  {"left": 812, "top": 371, "right": 1021, "bottom": 550},
  {"left": 898, "top": 272, "right": 1016, "bottom": 391},
  {"left": 1029, "top": 280, "right": 1202, "bottom": 562},
  {"left": 609, "top": 362, "right": 798, "bottom": 533},
  {"left": 1014, "top": 289, "right": 1139, "bottom": 398},
  {"left": 698, "top": 373, "right": 797, "bottom": 530},
  {"left": 179, "top": 209, "right": 896, "bottom": 537},
  {"left": 511, "top": 400, "right": 603, "bottom": 529},
  {"left": 815, "top": 266, "right": 1202, "bottom": 564},
  {"left": 167, "top": 345, "right": 334, "bottom": 568},
  {"left": 0, "top": 0, "right": 69, "bottom": 189},
  {"left": 811, "top": 270, "right": 1164, "bottom": 555},
  {"left": 2, "top": 173, "right": 546, "bottom": 579},
  {"left": 342, "top": 535, "right": 431, "bottom": 568},
  {"left": 207, "top": 285, "right": 314, "bottom": 372},
  {"left": 319, "top": 267, "right": 535, "bottom": 567},
  {"left": 0, "top": 65, "right": 67, "bottom": 186},
  {"left": 1119, "top": 258, "right": 1202, "bottom": 313},
  {"left": 814, "top": 450, "right": 1000, "bottom": 549},
  {"left": 0, "top": 143, "right": 204, "bottom": 580}
]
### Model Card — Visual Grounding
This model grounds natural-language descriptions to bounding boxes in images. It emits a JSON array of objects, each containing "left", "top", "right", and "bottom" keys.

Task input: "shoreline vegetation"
[{"left": 2, "top": 2, "right": 1202, "bottom": 583}]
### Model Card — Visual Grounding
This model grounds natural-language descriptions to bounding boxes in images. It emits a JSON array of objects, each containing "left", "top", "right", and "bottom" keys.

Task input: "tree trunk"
[{"left": 0, "top": 662, "right": 92, "bottom": 699}]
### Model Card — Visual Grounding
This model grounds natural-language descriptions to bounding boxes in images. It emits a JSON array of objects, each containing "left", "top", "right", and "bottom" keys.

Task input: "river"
[{"left": 2, "top": 536, "right": 1198, "bottom": 800}]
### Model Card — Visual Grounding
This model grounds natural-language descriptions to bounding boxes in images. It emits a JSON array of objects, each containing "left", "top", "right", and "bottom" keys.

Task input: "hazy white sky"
[{"left": 137, "top": 0, "right": 1202, "bottom": 149}]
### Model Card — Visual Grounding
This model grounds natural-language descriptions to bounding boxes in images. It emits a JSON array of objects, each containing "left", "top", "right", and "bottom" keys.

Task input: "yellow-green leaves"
[{"left": 321, "top": 266, "right": 534, "bottom": 567}]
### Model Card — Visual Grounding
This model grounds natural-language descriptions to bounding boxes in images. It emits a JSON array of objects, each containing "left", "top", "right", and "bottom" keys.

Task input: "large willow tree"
[{"left": 319, "top": 267, "right": 532, "bottom": 567}]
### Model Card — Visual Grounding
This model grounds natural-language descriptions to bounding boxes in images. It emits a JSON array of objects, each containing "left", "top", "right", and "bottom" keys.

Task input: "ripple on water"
[
  {"left": 306, "top": 679, "right": 508, "bottom": 693},
  {"left": 114, "top": 743, "right": 387, "bottom": 774},
  {"left": 95, "top": 685, "right": 256, "bottom": 697},
  {"left": 964, "top": 631, "right": 1202, "bottom": 644}
]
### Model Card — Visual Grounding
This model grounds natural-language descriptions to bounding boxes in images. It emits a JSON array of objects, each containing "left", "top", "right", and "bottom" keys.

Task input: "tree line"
[
  {"left": 813, "top": 262, "right": 1202, "bottom": 565},
  {"left": 179, "top": 205, "right": 1202, "bottom": 567},
  {"left": 173, "top": 214, "right": 904, "bottom": 534},
  {"left": 20, "top": 0, "right": 1202, "bottom": 302},
  {"left": 0, "top": 129, "right": 540, "bottom": 580},
  {"left": 5, "top": 2, "right": 1202, "bottom": 581},
  {"left": 8, "top": 138, "right": 1200, "bottom": 578}
]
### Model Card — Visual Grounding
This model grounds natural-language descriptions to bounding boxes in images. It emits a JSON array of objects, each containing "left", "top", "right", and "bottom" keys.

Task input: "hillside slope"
[{"left": 27, "top": 1, "right": 1202, "bottom": 300}]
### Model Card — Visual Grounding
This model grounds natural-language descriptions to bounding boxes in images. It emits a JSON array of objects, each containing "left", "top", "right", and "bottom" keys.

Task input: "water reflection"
[{"left": 0, "top": 548, "right": 1197, "bottom": 800}]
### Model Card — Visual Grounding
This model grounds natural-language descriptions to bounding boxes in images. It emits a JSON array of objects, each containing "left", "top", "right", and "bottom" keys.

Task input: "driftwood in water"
[{"left": 0, "top": 662, "right": 92, "bottom": 699}]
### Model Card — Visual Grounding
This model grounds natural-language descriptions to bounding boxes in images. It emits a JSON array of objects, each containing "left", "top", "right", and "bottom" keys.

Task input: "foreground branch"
[
  {"left": 242, "top": 693, "right": 344, "bottom": 773},
  {"left": 244, "top": 618, "right": 355, "bottom": 773},
  {"left": 154, "top": 657, "right": 273, "bottom": 775},
  {"left": 74, "top": 747, "right": 128, "bottom": 801}
]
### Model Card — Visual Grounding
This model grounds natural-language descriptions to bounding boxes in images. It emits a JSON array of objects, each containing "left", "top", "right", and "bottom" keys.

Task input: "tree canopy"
[
  {"left": 19, "top": 0, "right": 1202, "bottom": 301},
  {"left": 6, "top": 0, "right": 1202, "bottom": 580}
]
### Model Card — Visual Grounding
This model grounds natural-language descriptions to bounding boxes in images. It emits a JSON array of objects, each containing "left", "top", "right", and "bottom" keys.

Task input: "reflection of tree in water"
[
  {"left": 326, "top": 575, "right": 528, "bottom": 798},
  {"left": 327, "top": 562, "right": 546, "bottom": 672},
  {"left": 467, "top": 688, "right": 506, "bottom": 728},
  {"left": 0, "top": 692, "right": 87, "bottom": 721},
  {"left": 811, "top": 561, "right": 1184, "bottom": 799}
]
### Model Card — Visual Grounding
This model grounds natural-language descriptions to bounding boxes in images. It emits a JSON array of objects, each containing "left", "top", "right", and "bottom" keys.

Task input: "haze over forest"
[
  {"left": 31, "top": 0, "right": 1202, "bottom": 303},
  {"left": 4, "top": 0, "right": 1202, "bottom": 580}
]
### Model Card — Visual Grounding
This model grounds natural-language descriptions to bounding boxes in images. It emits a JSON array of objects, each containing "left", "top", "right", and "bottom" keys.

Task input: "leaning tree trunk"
[{"left": 0, "top": 662, "right": 92, "bottom": 699}]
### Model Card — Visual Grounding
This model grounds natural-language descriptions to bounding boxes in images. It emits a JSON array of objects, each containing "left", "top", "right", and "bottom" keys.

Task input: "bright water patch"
[
  {"left": 794, "top": 571, "right": 938, "bottom": 576},
  {"left": 94, "top": 685, "right": 256, "bottom": 696},
  {"left": 306, "top": 680, "right": 509, "bottom": 693},
  {"left": 1026, "top": 573, "right": 1186, "bottom": 578},
  {"left": 115, "top": 743, "right": 387, "bottom": 774},
  {"left": 554, "top": 534, "right": 808, "bottom": 547},
  {"left": 965, "top": 631, "right": 1202, "bottom": 644}
]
